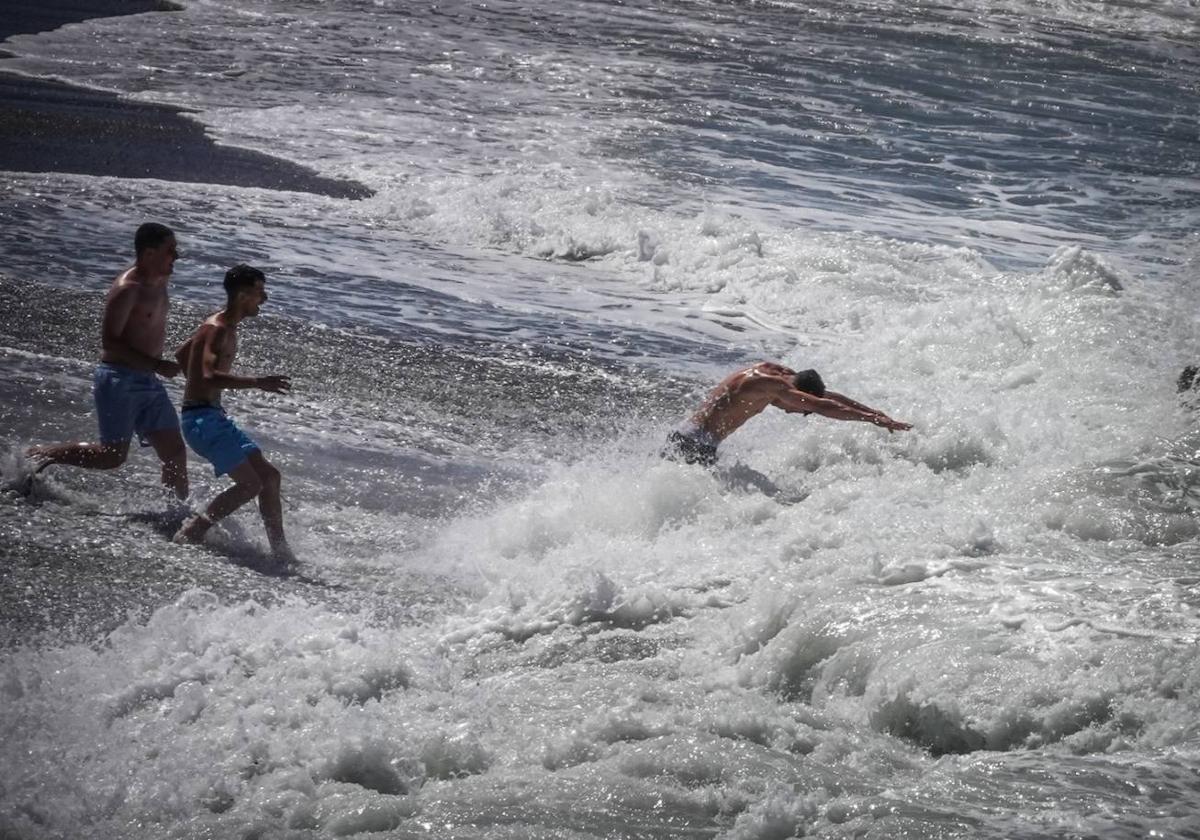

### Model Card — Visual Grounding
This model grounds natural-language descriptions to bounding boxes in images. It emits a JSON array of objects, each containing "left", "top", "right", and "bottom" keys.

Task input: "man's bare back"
[
  {"left": 666, "top": 361, "right": 911, "bottom": 468},
  {"left": 690, "top": 362, "right": 803, "bottom": 442}
]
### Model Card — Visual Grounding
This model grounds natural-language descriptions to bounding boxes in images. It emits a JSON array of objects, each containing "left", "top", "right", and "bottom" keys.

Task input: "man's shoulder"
[
  {"left": 200, "top": 315, "right": 236, "bottom": 338},
  {"left": 104, "top": 271, "right": 145, "bottom": 309},
  {"left": 108, "top": 268, "right": 136, "bottom": 291},
  {"left": 111, "top": 268, "right": 164, "bottom": 297},
  {"left": 718, "top": 374, "right": 786, "bottom": 406},
  {"left": 738, "top": 364, "right": 791, "bottom": 388},
  {"left": 747, "top": 361, "right": 792, "bottom": 376}
]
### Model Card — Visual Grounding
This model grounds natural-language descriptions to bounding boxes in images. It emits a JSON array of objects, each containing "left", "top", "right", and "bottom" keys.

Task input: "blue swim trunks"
[
  {"left": 93, "top": 362, "right": 179, "bottom": 446},
  {"left": 180, "top": 404, "right": 260, "bottom": 476}
]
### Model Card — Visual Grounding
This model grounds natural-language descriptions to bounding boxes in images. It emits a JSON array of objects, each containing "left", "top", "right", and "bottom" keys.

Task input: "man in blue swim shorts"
[
  {"left": 27, "top": 223, "right": 189, "bottom": 500},
  {"left": 664, "top": 362, "right": 912, "bottom": 466},
  {"left": 172, "top": 264, "right": 295, "bottom": 566}
]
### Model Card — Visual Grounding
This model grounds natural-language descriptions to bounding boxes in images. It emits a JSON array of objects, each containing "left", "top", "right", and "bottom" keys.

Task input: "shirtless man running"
[
  {"left": 171, "top": 264, "right": 294, "bottom": 566},
  {"left": 27, "top": 222, "right": 188, "bottom": 499},
  {"left": 665, "top": 362, "right": 911, "bottom": 466}
]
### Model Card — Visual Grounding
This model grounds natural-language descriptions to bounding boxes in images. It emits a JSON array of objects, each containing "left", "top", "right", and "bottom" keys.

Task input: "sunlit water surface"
[{"left": 2, "top": 1, "right": 1200, "bottom": 837}]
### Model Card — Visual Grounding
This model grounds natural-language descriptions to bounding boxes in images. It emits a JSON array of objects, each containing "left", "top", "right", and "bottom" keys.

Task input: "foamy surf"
[{"left": 3, "top": 0, "right": 1200, "bottom": 837}]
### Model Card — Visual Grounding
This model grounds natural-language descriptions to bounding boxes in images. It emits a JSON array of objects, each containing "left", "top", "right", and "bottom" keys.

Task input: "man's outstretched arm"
[
  {"left": 196, "top": 327, "right": 291, "bottom": 393},
  {"left": 824, "top": 390, "right": 884, "bottom": 417},
  {"left": 824, "top": 390, "right": 911, "bottom": 430},
  {"left": 774, "top": 388, "right": 911, "bottom": 431}
]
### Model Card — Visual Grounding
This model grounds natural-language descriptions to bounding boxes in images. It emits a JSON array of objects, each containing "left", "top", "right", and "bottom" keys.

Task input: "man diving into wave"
[{"left": 664, "top": 362, "right": 911, "bottom": 491}]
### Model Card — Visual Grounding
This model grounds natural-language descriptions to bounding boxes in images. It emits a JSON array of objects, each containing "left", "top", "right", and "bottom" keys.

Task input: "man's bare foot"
[
  {"left": 173, "top": 513, "right": 213, "bottom": 545},
  {"left": 269, "top": 542, "right": 297, "bottom": 571},
  {"left": 24, "top": 446, "right": 54, "bottom": 475}
]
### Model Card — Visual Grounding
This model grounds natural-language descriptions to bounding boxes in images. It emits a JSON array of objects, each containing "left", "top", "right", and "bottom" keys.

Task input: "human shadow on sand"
[{"left": 5, "top": 465, "right": 333, "bottom": 587}]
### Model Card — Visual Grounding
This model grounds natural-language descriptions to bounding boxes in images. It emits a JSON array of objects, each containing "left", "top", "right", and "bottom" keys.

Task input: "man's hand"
[
  {"left": 874, "top": 415, "right": 912, "bottom": 432},
  {"left": 155, "top": 359, "right": 182, "bottom": 378},
  {"left": 256, "top": 375, "right": 291, "bottom": 394}
]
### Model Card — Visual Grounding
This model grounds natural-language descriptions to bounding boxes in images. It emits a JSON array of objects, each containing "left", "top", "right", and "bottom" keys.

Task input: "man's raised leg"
[{"left": 27, "top": 440, "right": 129, "bottom": 474}]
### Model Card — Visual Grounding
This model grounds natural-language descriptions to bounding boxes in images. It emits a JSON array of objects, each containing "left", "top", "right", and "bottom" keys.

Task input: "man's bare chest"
[{"left": 128, "top": 293, "right": 168, "bottom": 326}]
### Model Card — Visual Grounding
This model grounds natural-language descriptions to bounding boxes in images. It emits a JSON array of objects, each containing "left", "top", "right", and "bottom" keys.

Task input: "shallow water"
[{"left": 3, "top": 1, "right": 1200, "bottom": 838}]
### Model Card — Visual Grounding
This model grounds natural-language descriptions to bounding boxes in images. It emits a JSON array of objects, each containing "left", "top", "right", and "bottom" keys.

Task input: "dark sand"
[
  {"left": 0, "top": 0, "right": 373, "bottom": 198},
  {"left": 0, "top": 0, "right": 182, "bottom": 42}
]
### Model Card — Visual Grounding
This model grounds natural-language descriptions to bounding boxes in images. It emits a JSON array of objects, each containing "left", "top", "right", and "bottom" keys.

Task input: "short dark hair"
[
  {"left": 224, "top": 264, "right": 266, "bottom": 302},
  {"left": 134, "top": 222, "right": 174, "bottom": 255},
  {"left": 792, "top": 369, "right": 825, "bottom": 396}
]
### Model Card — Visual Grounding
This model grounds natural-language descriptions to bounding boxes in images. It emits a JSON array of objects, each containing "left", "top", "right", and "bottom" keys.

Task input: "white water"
[{"left": 3, "top": 0, "right": 1200, "bottom": 837}]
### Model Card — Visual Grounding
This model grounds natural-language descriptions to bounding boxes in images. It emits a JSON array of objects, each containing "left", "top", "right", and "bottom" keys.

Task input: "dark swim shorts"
[{"left": 663, "top": 425, "right": 719, "bottom": 467}]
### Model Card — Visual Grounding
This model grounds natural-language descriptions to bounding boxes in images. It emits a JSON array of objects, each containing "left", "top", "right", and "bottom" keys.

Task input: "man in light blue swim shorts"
[
  {"left": 172, "top": 264, "right": 295, "bottom": 567},
  {"left": 28, "top": 223, "right": 189, "bottom": 500},
  {"left": 179, "top": 403, "right": 261, "bottom": 478}
]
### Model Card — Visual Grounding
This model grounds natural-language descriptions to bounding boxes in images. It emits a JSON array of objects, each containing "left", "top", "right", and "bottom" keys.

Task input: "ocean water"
[{"left": 2, "top": 1, "right": 1200, "bottom": 837}]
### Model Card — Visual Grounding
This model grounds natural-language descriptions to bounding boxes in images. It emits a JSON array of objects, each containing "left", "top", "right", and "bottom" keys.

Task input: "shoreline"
[
  {"left": 0, "top": 0, "right": 183, "bottom": 43},
  {"left": 0, "top": 1, "right": 373, "bottom": 199}
]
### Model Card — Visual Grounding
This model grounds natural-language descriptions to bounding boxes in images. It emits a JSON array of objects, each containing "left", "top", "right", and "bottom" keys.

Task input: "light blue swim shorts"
[
  {"left": 93, "top": 362, "right": 179, "bottom": 446},
  {"left": 180, "top": 404, "right": 260, "bottom": 476}
]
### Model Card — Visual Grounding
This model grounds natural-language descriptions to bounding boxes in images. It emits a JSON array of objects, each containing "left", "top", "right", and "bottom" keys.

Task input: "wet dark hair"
[
  {"left": 224, "top": 264, "right": 266, "bottom": 303},
  {"left": 134, "top": 222, "right": 174, "bottom": 255},
  {"left": 792, "top": 368, "right": 825, "bottom": 396}
]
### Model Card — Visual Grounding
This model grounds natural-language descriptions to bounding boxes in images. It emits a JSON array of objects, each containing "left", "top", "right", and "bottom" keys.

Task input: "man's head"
[
  {"left": 135, "top": 222, "right": 177, "bottom": 277},
  {"left": 792, "top": 369, "right": 825, "bottom": 396},
  {"left": 224, "top": 264, "right": 268, "bottom": 316}
]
